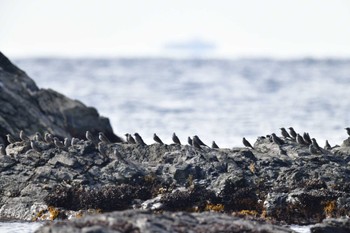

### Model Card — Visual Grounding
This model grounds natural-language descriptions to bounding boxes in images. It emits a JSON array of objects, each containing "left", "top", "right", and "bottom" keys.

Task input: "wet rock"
[
  {"left": 311, "top": 218, "right": 350, "bottom": 233},
  {"left": 35, "top": 210, "right": 295, "bottom": 233}
]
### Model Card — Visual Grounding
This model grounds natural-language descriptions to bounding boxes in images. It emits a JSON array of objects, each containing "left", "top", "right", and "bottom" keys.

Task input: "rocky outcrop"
[
  {"left": 311, "top": 218, "right": 350, "bottom": 233},
  {"left": 1, "top": 131, "right": 350, "bottom": 226},
  {"left": 35, "top": 210, "right": 295, "bottom": 233},
  {"left": 0, "top": 52, "right": 122, "bottom": 145}
]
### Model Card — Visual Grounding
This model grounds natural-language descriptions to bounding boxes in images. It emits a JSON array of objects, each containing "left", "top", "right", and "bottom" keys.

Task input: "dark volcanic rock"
[
  {"left": 0, "top": 51, "right": 122, "bottom": 144},
  {"left": 311, "top": 218, "right": 350, "bottom": 233},
  {"left": 35, "top": 210, "right": 295, "bottom": 233}
]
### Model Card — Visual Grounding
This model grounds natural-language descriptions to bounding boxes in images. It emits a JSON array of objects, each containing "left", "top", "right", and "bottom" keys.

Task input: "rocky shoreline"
[{"left": 1, "top": 52, "right": 350, "bottom": 233}]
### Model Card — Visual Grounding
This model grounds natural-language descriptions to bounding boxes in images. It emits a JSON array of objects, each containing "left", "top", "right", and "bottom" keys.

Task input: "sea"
[{"left": 3, "top": 57, "right": 350, "bottom": 233}]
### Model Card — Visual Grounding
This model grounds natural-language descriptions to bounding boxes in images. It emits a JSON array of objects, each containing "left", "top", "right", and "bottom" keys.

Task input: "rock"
[
  {"left": 0, "top": 51, "right": 122, "bottom": 145},
  {"left": 311, "top": 218, "right": 350, "bottom": 233},
  {"left": 35, "top": 210, "right": 295, "bottom": 233}
]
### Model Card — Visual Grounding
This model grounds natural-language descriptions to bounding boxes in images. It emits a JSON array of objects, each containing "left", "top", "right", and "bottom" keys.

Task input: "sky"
[{"left": 1, "top": 0, "right": 350, "bottom": 58}]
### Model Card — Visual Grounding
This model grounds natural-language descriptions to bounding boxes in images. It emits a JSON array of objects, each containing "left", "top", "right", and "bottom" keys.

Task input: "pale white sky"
[{"left": 0, "top": 0, "right": 350, "bottom": 58}]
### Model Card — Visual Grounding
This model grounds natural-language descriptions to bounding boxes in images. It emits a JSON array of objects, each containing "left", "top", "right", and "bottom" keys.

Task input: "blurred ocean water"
[{"left": 15, "top": 58, "right": 350, "bottom": 148}]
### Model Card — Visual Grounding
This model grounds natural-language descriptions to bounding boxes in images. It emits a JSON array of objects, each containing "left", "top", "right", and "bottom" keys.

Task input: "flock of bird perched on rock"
[{"left": 1, "top": 127, "right": 350, "bottom": 157}]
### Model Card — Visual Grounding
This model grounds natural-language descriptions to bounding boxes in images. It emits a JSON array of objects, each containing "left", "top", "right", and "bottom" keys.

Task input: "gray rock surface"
[
  {"left": 35, "top": 210, "right": 295, "bottom": 233},
  {"left": 311, "top": 217, "right": 350, "bottom": 233},
  {"left": 0, "top": 51, "right": 122, "bottom": 145}
]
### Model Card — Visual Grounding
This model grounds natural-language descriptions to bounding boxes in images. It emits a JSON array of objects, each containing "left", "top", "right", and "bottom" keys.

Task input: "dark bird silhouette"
[
  {"left": 324, "top": 140, "right": 331, "bottom": 150},
  {"left": 64, "top": 138, "right": 70, "bottom": 148},
  {"left": 296, "top": 134, "right": 307, "bottom": 145},
  {"left": 187, "top": 137, "right": 193, "bottom": 145},
  {"left": 311, "top": 138, "right": 322, "bottom": 151},
  {"left": 288, "top": 127, "right": 297, "bottom": 139},
  {"left": 309, "top": 144, "right": 319, "bottom": 155},
  {"left": 19, "top": 130, "right": 30, "bottom": 141},
  {"left": 303, "top": 132, "right": 312, "bottom": 145},
  {"left": 192, "top": 138, "right": 202, "bottom": 149},
  {"left": 280, "top": 128, "right": 291, "bottom": 139},
  {"left": 30, "top": 140, "right": 40, "bottom": 152},
  {"left": 71, "top": 137, "right": 79, "bottom": 146},
  {"left": 345, "top": 127, "right": 350, "bottom": 136},
  {"left": 53, "top": 137, "right": 65, "bottom": 149},
  {"left": 134, "top": 133, "right": 146, "bottom": 146},
  {"left": 193, "top": 135, "right": 207, "bottom": 147},
  {"left": 44, "top": 133, "right": 53, "bottom": 143},
  {"left": 211, "top": 141, "right": 219, "bottom": 149},
  {"left": 271, "top": 133, "right": 284, "bottom": 145},
  {"left": 242, "top": 137, "right": 254, "bottom": 149},
  {"left": 86, "top": 130, "right": 94, "bottom": 141},
  {"left": 125, "top": 133, "right": 136, "bottom": 144},
  {"left": 172, "top": 133, "right": 181, "bottom": 145},
  {"left": 6, "top": 134, "right": 16, "bottom": 144},
  {"left": 34, "top": 132, "right": 43, "bottom": 141},
  {"left": 99, "top": 132, "right": 111, "bottom": 144},
  {"left": 153, "top": 133, "right": 164, "bottom": 144}
]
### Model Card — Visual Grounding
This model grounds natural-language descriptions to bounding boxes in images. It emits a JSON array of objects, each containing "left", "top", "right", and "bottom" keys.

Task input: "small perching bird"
[
  {"left": 280, "top": 128, "right": 291, "bottom": 139},
  {"left": 86, "top": 130, "right": 94, "bottom": 142},
  {"left": 242, "top": 137, "right": 254, "bottom": 149},
  {"left": 345, "top": 127, "right": 350, "bottom": 137},
  {"left": 324, "top": 140, "right": 331, "bottom": 150},
  {"left": 125, "top": 133, "right": 136, "bottom": 144},
  {"left": 44, "top": 133, "right": 53, "bottom": 143},
  {"left": 288, "top": 127, "right": 297, "bottom": 139},
  {"left": 6, "top": 134, "right": 16, "bottom": 144},
  {"left": 187, "top": 137, "right": 193, "bottom": 146},
  {"left": 99, "top": 132, "right": 111, "bottom": 144},
  {"left": 53, "top": 137, "right": 65, "bottom": 149},
  {"left": 271, "top": 133, "right": 284, "bottom": 145},
  {"left": 153, "top": 133, "right": 164, "bottom": 144},
  {"left": 19, "top": 130, "right": 30, "bottom": 141},
  {"left": 134, "top": 133, "right": 146, "bottom": 146},
  {"left": 211, "top": 141, "right": 219, "bottom": 149},
  {"left": 172, "top": 132, "right": 181, "bottom": 145},
  {"left": 193, "top": 135, "right": 207, "bottom": 147}
]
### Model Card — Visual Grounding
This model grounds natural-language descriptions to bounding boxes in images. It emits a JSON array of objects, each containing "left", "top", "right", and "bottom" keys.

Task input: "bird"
[
  {"left": 303, "top": 132, "right": 312, "bottom": 145},
  {"left": 114, "top": 149, "right": 124, "bottom": 161},
  {"left": 288, "top": 127, "right": 297, "bottom": 139},
  {"left": 86, "top": 130, "right": 94, "bottom": 141},
  {"left": 242, "top": 137, "right": 254, "bottom": 149},
  {"left": 71, "top": 137, "right": 79, "bottom": 146},
  {"left": 134, "top": 133, "right": 146, "bottom": 146},
  {"left": 345, "top": 127, "right": 350, "bottom": 137},
  {"left": 99, "top": 132, "right": 111, "bottom": 144},
  {"left": 280, "top": 128, "right": 291, "bottom": 139},
  {"left": 211, "top": 141, "right": 219, "bottom": 149},
  {"left": 44, "top": 133, "right": 53, "bottom": 143},
  {"left": 279, "top": 146, "right": 287, "bottom": 155},
  {"left": 172, "top": 132, "right": 181, "bottom": 145},
  {"left": 153, "top": 133, "right": 164, "bottom": 144},
  {"left": 192, "top": 138, "right": 202, "bottom": 149},
  {"left": 309, "top": 144, "right": 319, "bottom": 155},
  {"left": 324, "top": 140, "right": 331, "bottom": 150},
  {"left": 19, "top": 130, "right": 30, "bottom": 141},
  {"left": 64, "top": 138, "right": 70, "bottom": 148},
  {"left": 6, "top": 134, "right": 16, "bottom": 144},
  {"left": 30, "top": 140, "right": 40, "bottom": 152},
  {"left": 187, "top": 137, "right": 193, "bottom": 146},
  {"left": 311, "top": 138, "right": 322, "bottom": 151},
  {"left": 296, "top": 134, "right": 307, "bottom": 145},
  {"left": 271, "top": 133, "right": 284, "bottom": 145},
  {"left": 125, "top": 133, "right": 136, "bottom": 144},
  {"left": 0, "top": 145, "right": 6, "bottom": 156},
  {"left": 34, "top": 132, "right": 43, "bottom": 141},
  {"left": 97, "top": 142, "right": 107, "bottom": 156},
  {"left": 193, "top": 135, "right": 207, "bottom": 147},
  {"left": 53, "top": 137, "right": 65, "bottom": 149}
]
